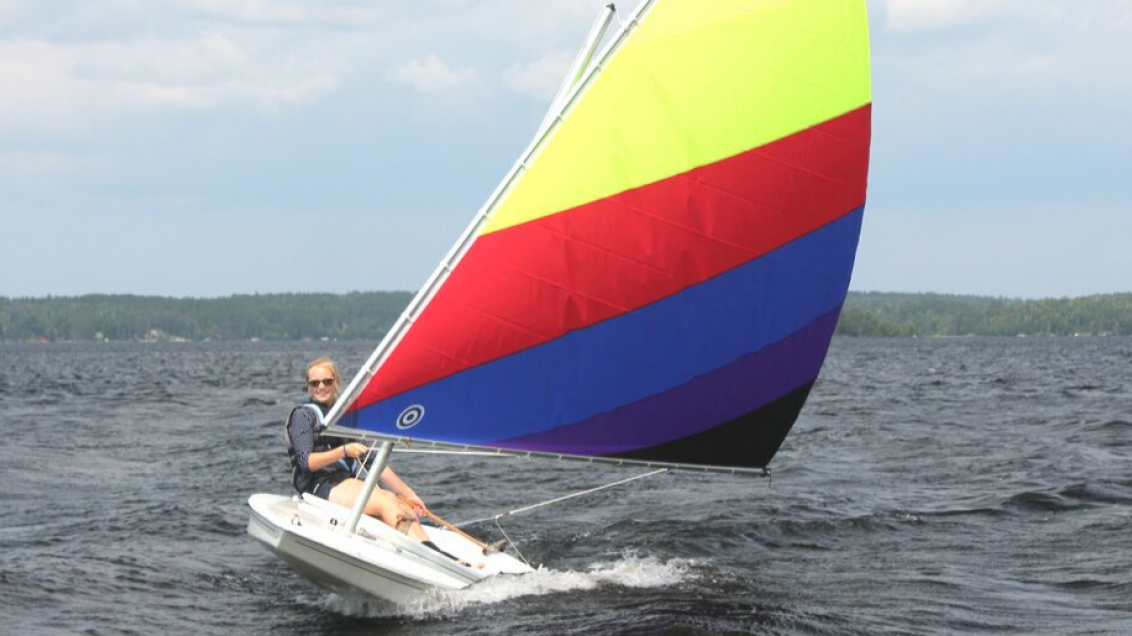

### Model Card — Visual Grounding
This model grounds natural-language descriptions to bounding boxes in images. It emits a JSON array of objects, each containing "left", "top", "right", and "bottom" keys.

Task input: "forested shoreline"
[
  {"left": 0, "top": 292, "right": 412, "bottom": 342},
  {"left": 836, "top": 292, "right": 1132, "bottom": 337},
  {"left": 1, "top": 291, "right": 1130, "bottom": 342}
]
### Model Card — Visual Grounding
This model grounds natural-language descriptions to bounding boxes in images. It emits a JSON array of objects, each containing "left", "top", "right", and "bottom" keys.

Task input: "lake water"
[{"left": 2, "top": 337, "right": 1130, "bottom": 635}]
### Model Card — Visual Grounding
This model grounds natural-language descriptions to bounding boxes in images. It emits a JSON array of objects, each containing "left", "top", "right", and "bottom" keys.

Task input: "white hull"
[{"left": 247, "top": 493, "right": 532, "bottom": 604}]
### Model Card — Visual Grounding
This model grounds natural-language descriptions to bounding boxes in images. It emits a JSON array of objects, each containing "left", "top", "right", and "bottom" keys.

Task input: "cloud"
[
  {"left": 175, "top": 0, "right": 367, "bottom": 27},
  {"left": 0, "top": 0, "right": 620, "bottom": 137},
  {"left": 391, "top": 55, "right": 478, "bottom": 94},
  {"left": 502, "top": 50, "right": 574, "bottom": 101},
  {"left": 0, "top": 150, "right": 106, "bottom": 184},
  {"left": 0, "top": 33, "right": 343, "bottom": 138},
  {"left": 0, "top": 0, "right": 388, "bottom": 37},
  {"left": 875, "top": 0, "right": 1132, "bottom": 134},
  {"left": 883, "top": 0, "right": 1039, "bottom": 32}
]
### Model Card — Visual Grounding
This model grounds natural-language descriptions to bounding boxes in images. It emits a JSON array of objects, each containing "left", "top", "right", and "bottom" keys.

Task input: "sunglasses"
[{"left": 307, "top": 378, "right": 336, "bottom": 388}]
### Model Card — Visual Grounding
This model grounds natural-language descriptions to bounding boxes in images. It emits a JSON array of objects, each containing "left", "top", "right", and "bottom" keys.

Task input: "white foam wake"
[{"left": 318, "top": 552, "right": 698, "bottom": 619}]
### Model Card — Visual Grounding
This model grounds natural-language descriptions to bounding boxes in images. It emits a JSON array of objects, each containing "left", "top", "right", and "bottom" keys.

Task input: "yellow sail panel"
[{"left": 481, "top": 0, "right": 871, "bottom": 236}]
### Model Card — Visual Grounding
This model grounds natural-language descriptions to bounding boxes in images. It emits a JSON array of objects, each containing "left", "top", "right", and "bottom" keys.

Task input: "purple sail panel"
[{"left": 498, "top": 307, "right": 840, "bottom": 457}]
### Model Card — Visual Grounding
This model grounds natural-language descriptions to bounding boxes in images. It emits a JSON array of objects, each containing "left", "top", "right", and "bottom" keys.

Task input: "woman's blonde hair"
[{"left": 306, "top": 356, "right": 342, "bottom": 402}]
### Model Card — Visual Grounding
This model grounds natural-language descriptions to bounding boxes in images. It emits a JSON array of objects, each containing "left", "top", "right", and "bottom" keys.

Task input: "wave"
[
  {"left": 905, "top": 506, "right": 1001, "bottom": 519},
  {"left": 1058, "top": 481, "right": 1132, "bottom": 505},
  {"left": 1002, "top": 490, "right": 1078, "bottom": 513},
  {"left": 1050, "top": 577, "right": 1132, "bottom": 593},
  {"left": 590, "top": 511, "right": 929, "bottom": 556},
  {"left": 897, "top": 479, "right": 1132, "bottom": 519},
  {"left": 1066, "top": 384, "right": 1105, "bottom": 392},
  {"left": 1093, "top": 419, "right": 1132, "bottom": 429},
  {"left": 1001, "top": 481, "right": 1132, "bottom": 513}
]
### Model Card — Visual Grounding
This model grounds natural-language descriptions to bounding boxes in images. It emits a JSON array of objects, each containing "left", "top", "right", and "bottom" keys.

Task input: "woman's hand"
[
  {"left": 380, "top": 467, "right": 429, "bottom": 515},
  {"left": 343, "top": 442, "right": 365, "bottom": 459},
  {"left": 401, "top": 493, "right": 429, "bottom": 516}
]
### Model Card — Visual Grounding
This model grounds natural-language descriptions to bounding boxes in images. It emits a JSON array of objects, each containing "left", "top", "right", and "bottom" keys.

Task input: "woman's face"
[{"left": 306, "top": 365, "right": 338, "bottom": 405}]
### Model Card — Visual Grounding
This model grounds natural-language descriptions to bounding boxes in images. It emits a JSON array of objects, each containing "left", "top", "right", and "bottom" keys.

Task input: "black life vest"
[{"left": 284, "top": 402, "right": 357, "bottom": 493}]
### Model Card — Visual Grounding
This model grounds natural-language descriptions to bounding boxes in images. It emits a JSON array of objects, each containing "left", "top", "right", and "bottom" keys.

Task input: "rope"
[
  {"left": 456, "top": 468, "right": 668, "bottom": 527},
  {"left": 398, "top": 495, "right": 493, "bottom": 552}
]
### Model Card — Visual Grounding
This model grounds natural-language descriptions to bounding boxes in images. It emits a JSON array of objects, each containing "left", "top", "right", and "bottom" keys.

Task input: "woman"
[{"left": 285, "top": 357, "right": 438, "bottom": 547}]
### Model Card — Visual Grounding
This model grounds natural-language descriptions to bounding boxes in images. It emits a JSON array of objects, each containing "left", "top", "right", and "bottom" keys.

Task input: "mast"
[
  {"left": 534, "top": 4, "right": 617, "bottom": 141},
  {"left": 344, "top": 441, "right": 394, "bottom": 534}
]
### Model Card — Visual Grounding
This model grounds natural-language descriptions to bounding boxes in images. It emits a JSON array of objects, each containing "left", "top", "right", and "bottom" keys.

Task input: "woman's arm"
[{"left": 305, "top": 443, "right": 354, "bottom": 472}]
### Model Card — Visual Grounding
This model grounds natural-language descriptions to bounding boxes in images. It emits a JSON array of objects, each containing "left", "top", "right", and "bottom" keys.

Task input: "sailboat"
[{"left": 248, "top": 0, "right": 872, "bottom": 604}]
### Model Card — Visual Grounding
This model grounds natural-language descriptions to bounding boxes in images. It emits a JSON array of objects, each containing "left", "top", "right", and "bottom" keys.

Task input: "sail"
[{"left": 328, "top": 0, "right": 872, "bottom": 473}]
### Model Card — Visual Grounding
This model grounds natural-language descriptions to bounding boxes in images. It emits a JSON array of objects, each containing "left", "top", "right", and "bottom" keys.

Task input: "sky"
[{"left": 1, "top": 0, "right": 1129, "bottom": 300}]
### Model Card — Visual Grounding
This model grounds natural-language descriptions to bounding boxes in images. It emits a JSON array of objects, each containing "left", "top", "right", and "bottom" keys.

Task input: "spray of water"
[{"left": 316, "top": 552, "right": 698, "bottom": 619}]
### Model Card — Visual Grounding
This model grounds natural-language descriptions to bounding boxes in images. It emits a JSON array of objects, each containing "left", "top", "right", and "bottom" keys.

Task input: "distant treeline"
[
  {"left": 0, "top": 292, "right": 412, "bottom": 342},
  {"left": 1, "top": 291, "right": 1130, "bottom": 342},
  {"left": 837, "top": 292, "right": 1132, "bottom": 337}
]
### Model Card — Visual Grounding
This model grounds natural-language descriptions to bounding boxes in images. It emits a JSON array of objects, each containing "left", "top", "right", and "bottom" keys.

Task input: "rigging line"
[
  {"left": 494, "top": 517, "right": 530, "bottom": 568},
  {"left": 355, "top": 439, "right": 382, "bottom": 480},
  {"left": 455, "top": 468, "right": 668, "bottom": 527}
]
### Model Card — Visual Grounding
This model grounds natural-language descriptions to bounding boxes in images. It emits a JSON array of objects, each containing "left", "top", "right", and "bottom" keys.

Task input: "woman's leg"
[
  {"left": 329, "top": 478, "right": 429, "bottom": 542},
  {"left": 328, "top": 478, "right": 484, "bottom": 569}
]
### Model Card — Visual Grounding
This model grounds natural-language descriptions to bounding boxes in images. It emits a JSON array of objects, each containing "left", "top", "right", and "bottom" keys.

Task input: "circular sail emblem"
[{"left": 396, "top": 405, "right": 425, "bottom": 430}]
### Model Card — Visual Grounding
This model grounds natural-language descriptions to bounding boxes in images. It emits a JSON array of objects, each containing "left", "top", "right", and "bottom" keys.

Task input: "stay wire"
[
  {"left": 456, "top": 468, "right": 668, "bottom": 527},
  {"left": 493, "top": 517, "right": 530, "bottom": 567}
]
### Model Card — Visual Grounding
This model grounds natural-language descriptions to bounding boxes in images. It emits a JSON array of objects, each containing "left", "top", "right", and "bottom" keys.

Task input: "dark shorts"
[{"left": 309, "top": 472, "right": 350, "bottom": 501}]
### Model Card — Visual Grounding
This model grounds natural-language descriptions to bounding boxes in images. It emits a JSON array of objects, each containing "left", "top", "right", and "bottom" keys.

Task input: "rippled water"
[{"left": 2, "top": 338, "right": 1130, "bottom": 635}]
